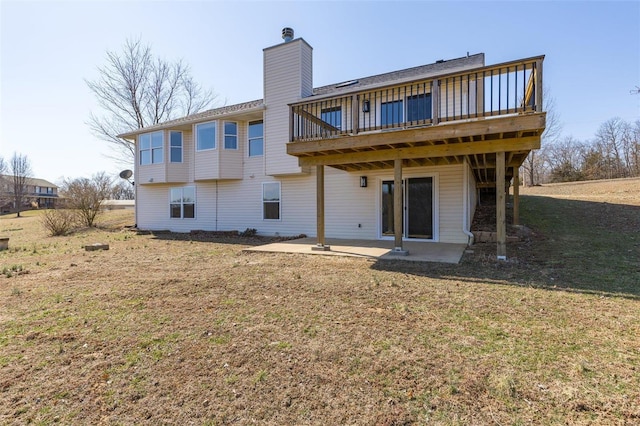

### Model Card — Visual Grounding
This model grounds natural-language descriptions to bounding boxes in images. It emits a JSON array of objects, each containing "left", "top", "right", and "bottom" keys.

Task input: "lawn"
[{"left": 1, "top": 178, "right": 639, "bottom": 425}]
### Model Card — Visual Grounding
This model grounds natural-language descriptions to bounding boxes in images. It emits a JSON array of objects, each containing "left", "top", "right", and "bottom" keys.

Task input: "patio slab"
[{"left": 244, "top": 237, "right": 466, "bottom": 264}]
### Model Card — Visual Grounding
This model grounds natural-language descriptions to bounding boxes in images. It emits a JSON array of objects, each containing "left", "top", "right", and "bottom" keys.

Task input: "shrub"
[
  {"left": 240, "top": 228, "right": 257, "bottom": 237},
  {"left": 41, "top": 209, "right": 76, "bottom": 236}
]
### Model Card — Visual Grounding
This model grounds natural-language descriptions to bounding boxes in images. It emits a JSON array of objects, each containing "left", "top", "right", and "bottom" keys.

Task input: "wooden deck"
[{"left": 287, "top": 55, "right": 546, "bottom": 187}]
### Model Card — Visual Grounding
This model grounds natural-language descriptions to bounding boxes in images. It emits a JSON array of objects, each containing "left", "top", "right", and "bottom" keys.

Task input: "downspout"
[{"left": 462, "top": 159, "right": 475, "bottom": 245}]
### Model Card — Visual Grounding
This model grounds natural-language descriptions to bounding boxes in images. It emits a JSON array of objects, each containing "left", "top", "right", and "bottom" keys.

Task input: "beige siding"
[
  {"left": 466, "top": 162, "right": 477, "bottom": 228},
  {"left": 136, "top": 163, "right": 470, "bottom": 244},
  {"left": 136, "top": 184, "right": 170, "bottom": 229},
  {"left": 436, "top": 166, "right": 466, "bottom": 243},
  {"left": 137, "top": 163, "right": 165, "bottom": 186},
  {"left": 219, "top": 121, "right": 244, "bottom": 179},
  {"left": 264, "top": 38, "right": 313, "bottom": 176},
  {"left": 166, "top": 130, "right": 190, "bottom": 183},
  {"left": 194, "top": 148, "right": 219, "bottom": 181}
]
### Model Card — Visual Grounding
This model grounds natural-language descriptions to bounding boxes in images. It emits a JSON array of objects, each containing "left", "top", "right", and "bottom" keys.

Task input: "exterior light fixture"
[
  {"left": 362, "top": 100, "right": 370, "bottom": 113},
  {"left": 360, "top": 176, "right": 367, "bottom": 188}
]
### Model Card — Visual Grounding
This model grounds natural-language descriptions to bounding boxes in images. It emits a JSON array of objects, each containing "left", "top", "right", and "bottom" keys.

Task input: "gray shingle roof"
[
  {"left": 312, "top": 53, "right": 485, "bottom": 97},
  {"left": 118, "top": 99, "right": 265, "bottom": 138},
  {"left": 0, "top": 175, "right": 58, "bottom": 189}
]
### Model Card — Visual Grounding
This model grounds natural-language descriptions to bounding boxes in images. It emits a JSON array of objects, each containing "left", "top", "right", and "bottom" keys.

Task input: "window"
[
  {"left": 35, "top": 186, "right": 41, "bottom": 193},
  {"left": 381, "top": 100, "right": 403, "bottom": 126},
  {"left": 170, "top": 131, "right": 183, "bottom": 162},
  {"left": 170, "top": 187, "right": 195, "bottom": 219},
  {"left": 224, "top": 122, "right": 238, "bottom": 149},
  {"left": 46, "top": 187, "right": 54, "bottom": 194},
  {"left": 321, "top": 106, "right": 342, "bottom": 130},
  {"left": 140, "top": 131, "right": 164, "bottom": 165},
  {"left": 196, "top": 121, "right": 216, "bottom": 151},
  {"left": 248, "top": 120, "right": 264, "bottom": 157},
  {"left": 407, "top": 93, "right": 432, "bottom": 122},
  {"left": 262, "top": 182, "right": 280, "bottom": 220}
]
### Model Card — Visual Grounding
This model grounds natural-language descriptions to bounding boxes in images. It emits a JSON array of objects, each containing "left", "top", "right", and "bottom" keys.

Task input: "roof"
[
  {"left": 312, "top": 53, "right": 485, "bottom": 97},
  {"left": 0, "top": 175, "right": 58, "bottom": 189},
  {"left": 118, "top": 53, "right": 484, "bottom": 138},
  {"left": 118, "top": 99, "right": 265, "bottom": 138}
]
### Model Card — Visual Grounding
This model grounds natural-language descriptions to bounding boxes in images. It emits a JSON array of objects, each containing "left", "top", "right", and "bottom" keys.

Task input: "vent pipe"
[{"left": 282, "top": 27, "right": 294, "bottom": 42}]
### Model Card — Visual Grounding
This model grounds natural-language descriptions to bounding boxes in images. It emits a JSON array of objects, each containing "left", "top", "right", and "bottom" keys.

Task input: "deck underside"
[{"left": 287, "top": 113, "right": 546, "bottom": 187}]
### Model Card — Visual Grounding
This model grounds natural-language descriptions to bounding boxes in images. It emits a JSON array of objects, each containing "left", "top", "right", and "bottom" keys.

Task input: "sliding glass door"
[{"left": 381, "top": 177, "right": 434, "bottom": 240}]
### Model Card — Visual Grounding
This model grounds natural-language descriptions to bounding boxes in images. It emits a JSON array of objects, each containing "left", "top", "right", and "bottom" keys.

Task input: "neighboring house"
[
  {"left": 120, "top": 28, "right": 545, "bottom": 259},
  {"left": 0, "top": 175, "right": 59, "bottom": 213}
]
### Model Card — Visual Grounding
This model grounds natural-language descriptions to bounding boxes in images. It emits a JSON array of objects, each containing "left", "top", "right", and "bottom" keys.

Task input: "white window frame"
[
  {"left": 262, "top": 182, "right": 281, "bottom": 221},
  {"left": 195, "top": 121, "right": 217, "bottom": 151},
  {"left": 170, "top": 186, "right": 196, "bottom": 219},
  {"left": 139, "top": 131, "right": 164, "bottom": 165},
  {"left": 248, "top": 120, "right": 264, "bottom": 157},
  {"left": 223, "top": 121, "right": 238, "bottom": 150},
  {"left": 170, "top": 131, "right": 183, "bottom": 163}
]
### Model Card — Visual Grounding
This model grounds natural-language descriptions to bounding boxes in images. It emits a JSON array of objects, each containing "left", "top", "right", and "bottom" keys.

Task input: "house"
[
  {"left": 119, "top": 28, "right": 546, "bottom": 259},
  {"left": 0, "top": 175, "right": 59, "bottom": 213}
]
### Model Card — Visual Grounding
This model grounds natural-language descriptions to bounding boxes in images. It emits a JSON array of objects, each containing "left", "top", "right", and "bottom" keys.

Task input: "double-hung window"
[
  {"left": 170, "top": 187, "right": 196, "bottom": 219},
  {"left": 224, "top": 122, "right": 238, "bottom": 149},
  {"left": 170, "top": 131, "right": 183, "bottom": 162},
  {"left": 262, "top": 182, "right": 280, "bottom": 220},
  {"left": 248, "top": 120, "right": 264, "bottom": 157},
  {"left": 139, "top": 131, "right": 164, "bottom": 165},
  {"left": 381, "top": 100, "right": 403, "bottom": 127},
  {"left": 321, "top": 106, "right": 342, "bottom": 130},
  {"left": 196, "top": 121, "right": 216, "bottom": 151}
]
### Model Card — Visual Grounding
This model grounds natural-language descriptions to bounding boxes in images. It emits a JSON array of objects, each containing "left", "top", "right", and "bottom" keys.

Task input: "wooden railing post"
[
  {"left": 513, "top": 166, "right": 520, "bottom": 226},
  {"left": 352, "top": 94, "right": 359, "bottom": 135},
  {"left": 496, "top": 151, "right": 507, "bottom": 260},
  {"left": 289, "top": 106, "right": 295, "bottom": 142},
  {"left": 432, "top": 80, "right": 440, "bottom": 125},
  {"left": 535, "top": 59, "right": 544, "bottom": 112}
]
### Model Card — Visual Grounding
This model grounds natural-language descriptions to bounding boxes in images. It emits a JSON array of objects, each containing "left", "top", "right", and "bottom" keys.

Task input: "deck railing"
[{"left": 290, "top": 56, "right": 543, "bottom": 142}]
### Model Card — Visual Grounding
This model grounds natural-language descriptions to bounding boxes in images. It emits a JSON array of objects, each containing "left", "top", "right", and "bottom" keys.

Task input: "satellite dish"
[{"left": 119, "top": 169, "right": 133, "bottom": 180}]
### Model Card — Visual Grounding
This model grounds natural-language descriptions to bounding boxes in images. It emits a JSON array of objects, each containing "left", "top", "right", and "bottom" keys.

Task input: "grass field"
[{"left": 1, "top": 178, "right": 639, "bottom": 424}]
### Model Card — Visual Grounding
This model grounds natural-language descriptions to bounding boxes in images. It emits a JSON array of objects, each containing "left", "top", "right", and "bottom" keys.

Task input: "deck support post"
[
  {"left": 390, "top": 158, "right": 408, "bottom": 256},
  {"left": 496, "top": 152, "right": 507, "bottom": 260},
  {"left": 312, "top": 165, "right": 330, "bottom": 251},
  {"left": 513, "top": 166, "right": 520, "bottom": 226}
]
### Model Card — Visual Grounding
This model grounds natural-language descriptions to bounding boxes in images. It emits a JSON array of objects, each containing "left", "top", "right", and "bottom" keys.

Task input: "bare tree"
[
  {"left": 631, "top": 120, "right": 640, "bottom": 177},
  {"left": 594, "top": 117, "right": 627, "bottom": 179},
  {"left": 86, "top": 37, "right": 216, "bottom": 166},
  {"left": 0, "top": 156, "right": 7, "bottom": 212},
  {"left": 111, "top": 180, "right": 135, "bottom": 200},
  {"left": 521, "top": 87, "right": 562, "bottom": 186},
  {"left": 63, "top": 172, "right": 113, "bottom": 227},
  {"left": 9, "top": 153, "right": 33, "bottom": 217},
  {"left": 546, "top": 136, "right": 585, "bottom": 182}
]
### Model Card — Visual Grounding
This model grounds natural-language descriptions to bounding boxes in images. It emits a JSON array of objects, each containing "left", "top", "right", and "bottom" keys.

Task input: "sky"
[{"left": 1, "top": 0, "right": 639, "bottom": 184}]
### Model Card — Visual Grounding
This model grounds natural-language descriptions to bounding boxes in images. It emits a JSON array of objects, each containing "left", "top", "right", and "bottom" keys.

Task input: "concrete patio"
[{"left": 244, "top": 237, "right": 467, "bottom": 264}]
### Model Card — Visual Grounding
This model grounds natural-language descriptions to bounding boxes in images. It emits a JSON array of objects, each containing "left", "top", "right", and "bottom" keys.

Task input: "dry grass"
[
  {"left": 1, "top": 182, "right": 639, "bottom": 425},
  {"left": 520, "top": 177, "right": 640, "bottom": 205}
]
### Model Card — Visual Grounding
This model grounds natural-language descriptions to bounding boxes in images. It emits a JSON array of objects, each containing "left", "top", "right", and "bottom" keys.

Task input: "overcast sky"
[{"left": 1, "top": 0, "right": 638, "bottom": 184}]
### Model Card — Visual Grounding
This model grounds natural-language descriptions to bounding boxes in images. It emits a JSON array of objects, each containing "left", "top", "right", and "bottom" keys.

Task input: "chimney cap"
[{"left": 282, "top": 27, "right": 294, "bottom": 42}]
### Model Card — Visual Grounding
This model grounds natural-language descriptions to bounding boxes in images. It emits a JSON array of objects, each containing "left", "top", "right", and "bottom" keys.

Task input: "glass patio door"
[{"left": 381, "top": 177, "right": 433, "bottom": 239}]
